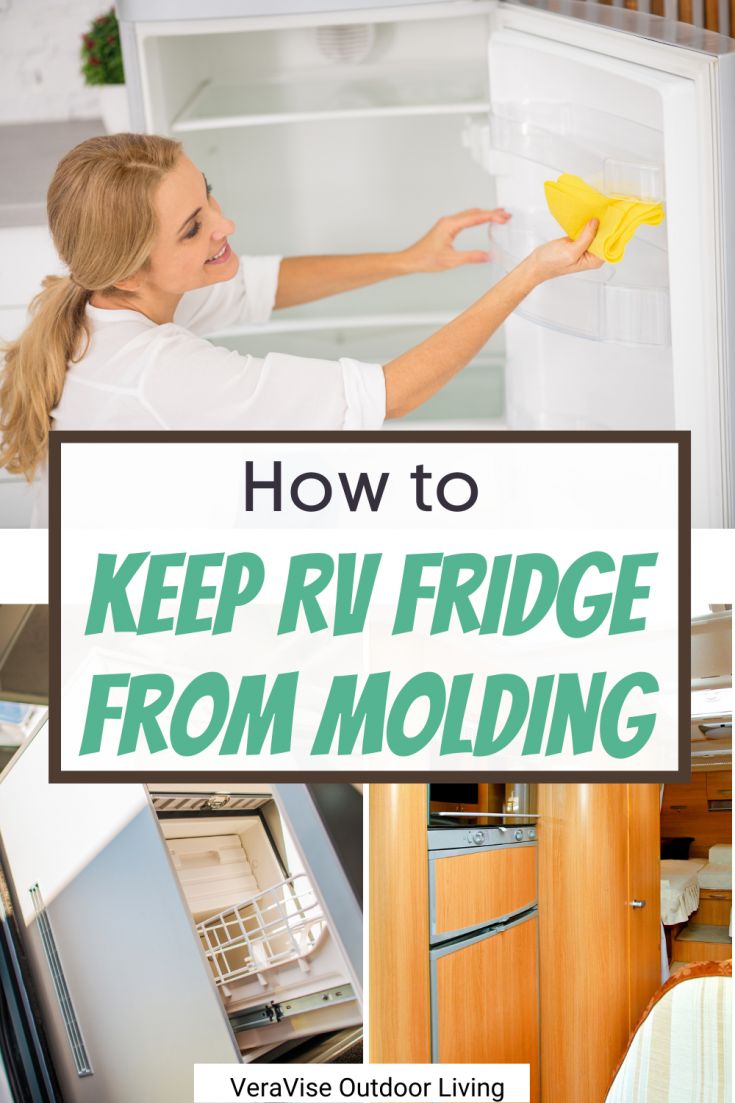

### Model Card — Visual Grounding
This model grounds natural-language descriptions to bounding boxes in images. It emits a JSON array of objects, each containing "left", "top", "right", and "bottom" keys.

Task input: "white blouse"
[{"left": 32, "top": 255, "right": 386, "bottom": 524}]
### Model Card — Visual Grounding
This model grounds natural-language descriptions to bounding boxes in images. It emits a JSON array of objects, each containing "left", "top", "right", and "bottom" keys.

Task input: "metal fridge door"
[
  {"left": 430, "top": 910, "right": 539, "bottom": 1100},
  {"left": 429, "top": 842, "right": 537, "bottom": 943},
  {"left": 0, "top": 724, "right": 239, "bottom": 1103},
  {"left": 491, "top": 1, "right": 734, "bottom": 527}
]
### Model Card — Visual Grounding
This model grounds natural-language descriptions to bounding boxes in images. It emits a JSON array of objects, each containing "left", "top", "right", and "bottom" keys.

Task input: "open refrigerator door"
[
  {"left": 0, "top": 729, "right": 362, "bottom": 1102},
  {"left": 481, "top": 1, "right": 735, "bottom": 527}
]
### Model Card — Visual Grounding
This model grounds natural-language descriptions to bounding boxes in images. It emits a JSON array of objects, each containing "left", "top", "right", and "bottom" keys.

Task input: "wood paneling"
[
  {"left": 434, "top": 846, "right": 536, "bottom": 936},
  {"left": 627, "top": 785, "right": 662, "bottom": 1027},
  {"left": 538, "top": 784, "right": 661, "bottom": 1103},
  {"left": 695, "top": 889, "right": 732, "bottom": 926},
  {"left": 672, "top": 934, "right": 732, "bottom": 962},
  {"left": 704, "top": 0, "right": 720, "bottom": 30},
  {"left": 436, "top": 915, "right": 539, "bottom": 1102},
  {"left": 369, "top": 785, "right": 431, "bottom": 1062},
  {"left": 578, "top": 0, "right": 724, "bottom": 26},
  {"left": 661, "top": 772, "right": 732, "bottom": 859},
  {"left": 678, "top": 0, "right": 694, "bottom": 22},
  {"left": 705, "top": 771, "right": 732, "bottom": 800}
]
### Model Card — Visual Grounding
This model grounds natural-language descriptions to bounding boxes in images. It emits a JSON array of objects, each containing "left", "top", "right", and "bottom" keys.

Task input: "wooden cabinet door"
[
  {"left": 705, "top": 770, "right": 732, "bottom": 800},
  {"left": 435, "top": 914, "right": 539, "bottom": 1102},
  {"left": 627, "top": 785, "right": 662, "bottom": 1030},
  {"left": 433, "top": 845, "right": 536, "bottom": 939}
]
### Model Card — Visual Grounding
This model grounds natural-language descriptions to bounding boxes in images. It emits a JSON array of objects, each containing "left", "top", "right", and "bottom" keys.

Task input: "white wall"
[{"left": 0, "top": 0, "right": 109, "bottom": 122}]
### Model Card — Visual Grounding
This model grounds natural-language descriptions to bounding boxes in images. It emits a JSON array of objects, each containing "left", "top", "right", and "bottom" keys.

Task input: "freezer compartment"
[
  {"left": 159, "top": 810, "right": 361, "bottom": 1052},
  {"left": 430, "top": 843, "right": 537, "bottom": 943},
  {"left": 212, "top": 324, "right": 504, "bottom": 426},
  {"left": 430, "top": 910, "right": 539, "bottom": 1090},
  {"left": 488, "top": 102, "right": 665, "bottom": 201},
  {"left": 490, "top": 211, "right": 670, "bottom": 346},
  {"left": 504, "top": 313, "right": 674, "bottom": 431}
]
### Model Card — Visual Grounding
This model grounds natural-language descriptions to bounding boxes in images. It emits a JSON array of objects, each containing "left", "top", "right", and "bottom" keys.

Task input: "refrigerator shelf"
[
  {"left": 489, "top": 102, "right": 665, "bottom": 201},
  {"left": 171, "top": 61, "right": 489, "bottom": 132},
  {"left": 196, "top": 873, "right": 326, "bottom": 989},
  {"left": 490, "top": 213, "right": 670, "bottom": 346}
]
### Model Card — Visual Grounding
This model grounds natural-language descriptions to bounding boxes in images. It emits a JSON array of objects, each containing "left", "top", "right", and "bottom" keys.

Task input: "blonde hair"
[{"left": 0, "top": 132, "right": 182, "bottom": 478}]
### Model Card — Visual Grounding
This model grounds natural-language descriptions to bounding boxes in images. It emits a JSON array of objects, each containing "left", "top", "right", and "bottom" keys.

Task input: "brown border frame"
[{"left": 49, "top": 429, "right": 691, "bottom": 783}]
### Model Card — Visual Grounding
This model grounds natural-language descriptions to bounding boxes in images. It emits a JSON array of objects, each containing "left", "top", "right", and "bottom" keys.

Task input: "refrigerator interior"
[
  {"left": 137, "top": 3, "right": 674, "bottom": 432},
  {"left": 151, "top": 792, "right": 361, "bottom": 1060},
  {"left": 140, "top": 7, "right": 507, "bottom": 427}
]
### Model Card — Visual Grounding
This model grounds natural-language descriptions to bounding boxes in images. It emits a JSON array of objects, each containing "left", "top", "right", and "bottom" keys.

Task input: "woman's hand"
[
  {"left": 400, "top": 208, "right": 511, "bottom": 273},
  {"left": 524, "top": 219, "right": 604, "bottom": 285}
]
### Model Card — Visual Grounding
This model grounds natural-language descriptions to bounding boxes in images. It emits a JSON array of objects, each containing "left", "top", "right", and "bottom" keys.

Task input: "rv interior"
[
  {"left": 370, "top": 608, "right": 733, "bottom": 1103},
  {"left": 661, "top": 608, "right": 732, "bottom": 971}
]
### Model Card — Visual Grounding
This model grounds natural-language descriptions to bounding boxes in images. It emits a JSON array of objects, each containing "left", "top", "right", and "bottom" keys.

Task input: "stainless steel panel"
[{"left": 0, "top": 726, "right": 238, "bottom": 1103}]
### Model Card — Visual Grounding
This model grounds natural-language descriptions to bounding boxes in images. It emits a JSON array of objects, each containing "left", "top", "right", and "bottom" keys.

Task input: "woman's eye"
[{"left": 184, "top": 220, "right": 202, "bottom": 240}]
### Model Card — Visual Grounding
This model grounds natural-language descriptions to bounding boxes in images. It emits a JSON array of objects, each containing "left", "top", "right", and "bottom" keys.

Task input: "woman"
[{"left": 0, "top": 133, "right": 601, "bottom": 521}]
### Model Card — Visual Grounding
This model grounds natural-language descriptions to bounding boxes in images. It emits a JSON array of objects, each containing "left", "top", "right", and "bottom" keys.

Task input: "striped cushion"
[{"left": 606, "top": 965, "right": 731, "bottom": 1102}]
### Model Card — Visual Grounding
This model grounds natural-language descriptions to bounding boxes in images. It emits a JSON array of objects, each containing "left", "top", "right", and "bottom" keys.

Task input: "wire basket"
[{"left": 196, "top": 872, "right": 326, "bottom": 988}]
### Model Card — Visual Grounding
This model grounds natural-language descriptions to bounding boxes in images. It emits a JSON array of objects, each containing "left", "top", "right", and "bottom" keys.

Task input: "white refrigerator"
[{"left": 116, "top": 2, "right": 735, "bottom": 526}]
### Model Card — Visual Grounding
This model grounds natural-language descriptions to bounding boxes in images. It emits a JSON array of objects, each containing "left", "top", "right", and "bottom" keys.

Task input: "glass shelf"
[
  {"left": 490, "top": 211, "right": 670, "bottom": 347},
  {"left": 172, "top": 60, "right": 489, "bottom": 132},
  {"left": 490, "top": 102, "right": 665, "bottom": 201}
]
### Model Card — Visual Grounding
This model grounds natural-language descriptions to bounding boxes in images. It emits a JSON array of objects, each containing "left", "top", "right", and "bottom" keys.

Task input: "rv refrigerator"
[
  {"left": 112, "top": 0, "right": 735, "bottom": 527},
  {"left": 427, "top": 824, "right": 540, "bottom": 1098},
  {"left": 0, "top": 726, "right": 363, "bottom": 1103}
]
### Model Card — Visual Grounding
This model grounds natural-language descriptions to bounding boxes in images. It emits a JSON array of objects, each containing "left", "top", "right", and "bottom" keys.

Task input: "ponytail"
[
  {"left": 0, "top": 132, "right": 182, "bottom": 480},
  {"left": 0, "top": 275, "right": 90, "bottom": 478}
]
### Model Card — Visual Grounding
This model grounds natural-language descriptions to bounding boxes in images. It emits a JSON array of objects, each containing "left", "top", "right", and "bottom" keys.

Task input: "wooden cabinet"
[
  {"left": 705, "top": 770, "right": 732, "bottom": 800},
  {"left": 432, "top": 845, "right": 536, "bottom": 939},
  {"left": 538, "top": 784, "right": 660, "bottom": 1103},
  {"left": 370, "top": 785, "right": 539, "bottom": 1094},
  {"left": 434, "top": 913, "right": 539, "bottom": 1101},
  {"left": 695, "top": 888, "right": 732, "bottom": 926},
  {"left": 661, "top": 772, "right": 732, "bottom": 858}
]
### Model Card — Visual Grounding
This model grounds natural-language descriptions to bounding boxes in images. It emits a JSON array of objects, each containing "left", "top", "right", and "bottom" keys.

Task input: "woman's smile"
[{"left": 205, "top": 240, "right": 232, "bottom": 266}]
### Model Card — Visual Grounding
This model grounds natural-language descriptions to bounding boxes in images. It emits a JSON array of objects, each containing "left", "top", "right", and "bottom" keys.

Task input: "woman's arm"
[
  {"left": 383, "top": 222, "right": 602, "bottom": 419},
  {"left": 273, "top": 209, "right": 510, "bottom": 309}
]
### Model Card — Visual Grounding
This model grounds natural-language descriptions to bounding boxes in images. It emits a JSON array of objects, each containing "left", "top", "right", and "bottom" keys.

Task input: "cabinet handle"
[
  {"left": 630, "top": 899, "right": 646, "bottom": 909},
  {"left": 670, "top": 805, "right": 687, "bottom": 810}
]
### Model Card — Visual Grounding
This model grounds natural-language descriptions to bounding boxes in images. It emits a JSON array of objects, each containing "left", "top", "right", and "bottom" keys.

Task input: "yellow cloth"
[{"left": 544, "top": 173, "right": 665, "bottom": 263}]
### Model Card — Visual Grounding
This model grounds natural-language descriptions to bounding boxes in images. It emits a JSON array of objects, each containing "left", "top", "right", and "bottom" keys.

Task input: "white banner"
[
  {"left": 54, "top": 436, "right": 682, "bottom": 776},
  {"left": 193, "top": 1064, "right": 529, "bottom": 1103}
]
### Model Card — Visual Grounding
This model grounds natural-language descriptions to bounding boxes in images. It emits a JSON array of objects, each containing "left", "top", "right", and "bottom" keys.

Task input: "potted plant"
[{"left": 80, "top": 8, "right": 129, "bottom": 134}]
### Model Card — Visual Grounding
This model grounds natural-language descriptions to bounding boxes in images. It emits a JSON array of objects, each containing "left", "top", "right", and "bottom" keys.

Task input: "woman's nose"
[{"left": 213, "top": 217, "right": 236, "bottom": 240}]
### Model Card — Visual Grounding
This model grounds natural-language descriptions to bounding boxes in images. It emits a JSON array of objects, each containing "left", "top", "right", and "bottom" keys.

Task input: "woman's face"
[{"left": 143, "top": 154, "right": 239, "bottom": 294}]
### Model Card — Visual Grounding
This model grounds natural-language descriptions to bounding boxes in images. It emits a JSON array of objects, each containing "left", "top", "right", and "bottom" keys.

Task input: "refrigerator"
[
  {"left": 0, "top": 726, "right": 363, "bottom": 1102},
  {"left": 427, "top": 824, "right": 539, "bottom": 1099},
  {"left": 112, "top": 0, "right": 735, "bottom": 527}
]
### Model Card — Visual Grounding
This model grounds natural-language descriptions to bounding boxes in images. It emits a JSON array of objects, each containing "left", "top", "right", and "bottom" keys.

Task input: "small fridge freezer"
[
  {"left": 116, "top": 0, "right": 735, "bottom": 526},
  {"left": 0, "top": 726, "right": 363, "bottom": 1102},
  {"left": 427, "top": 825, "right": 539, "bottom": 1099}
]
